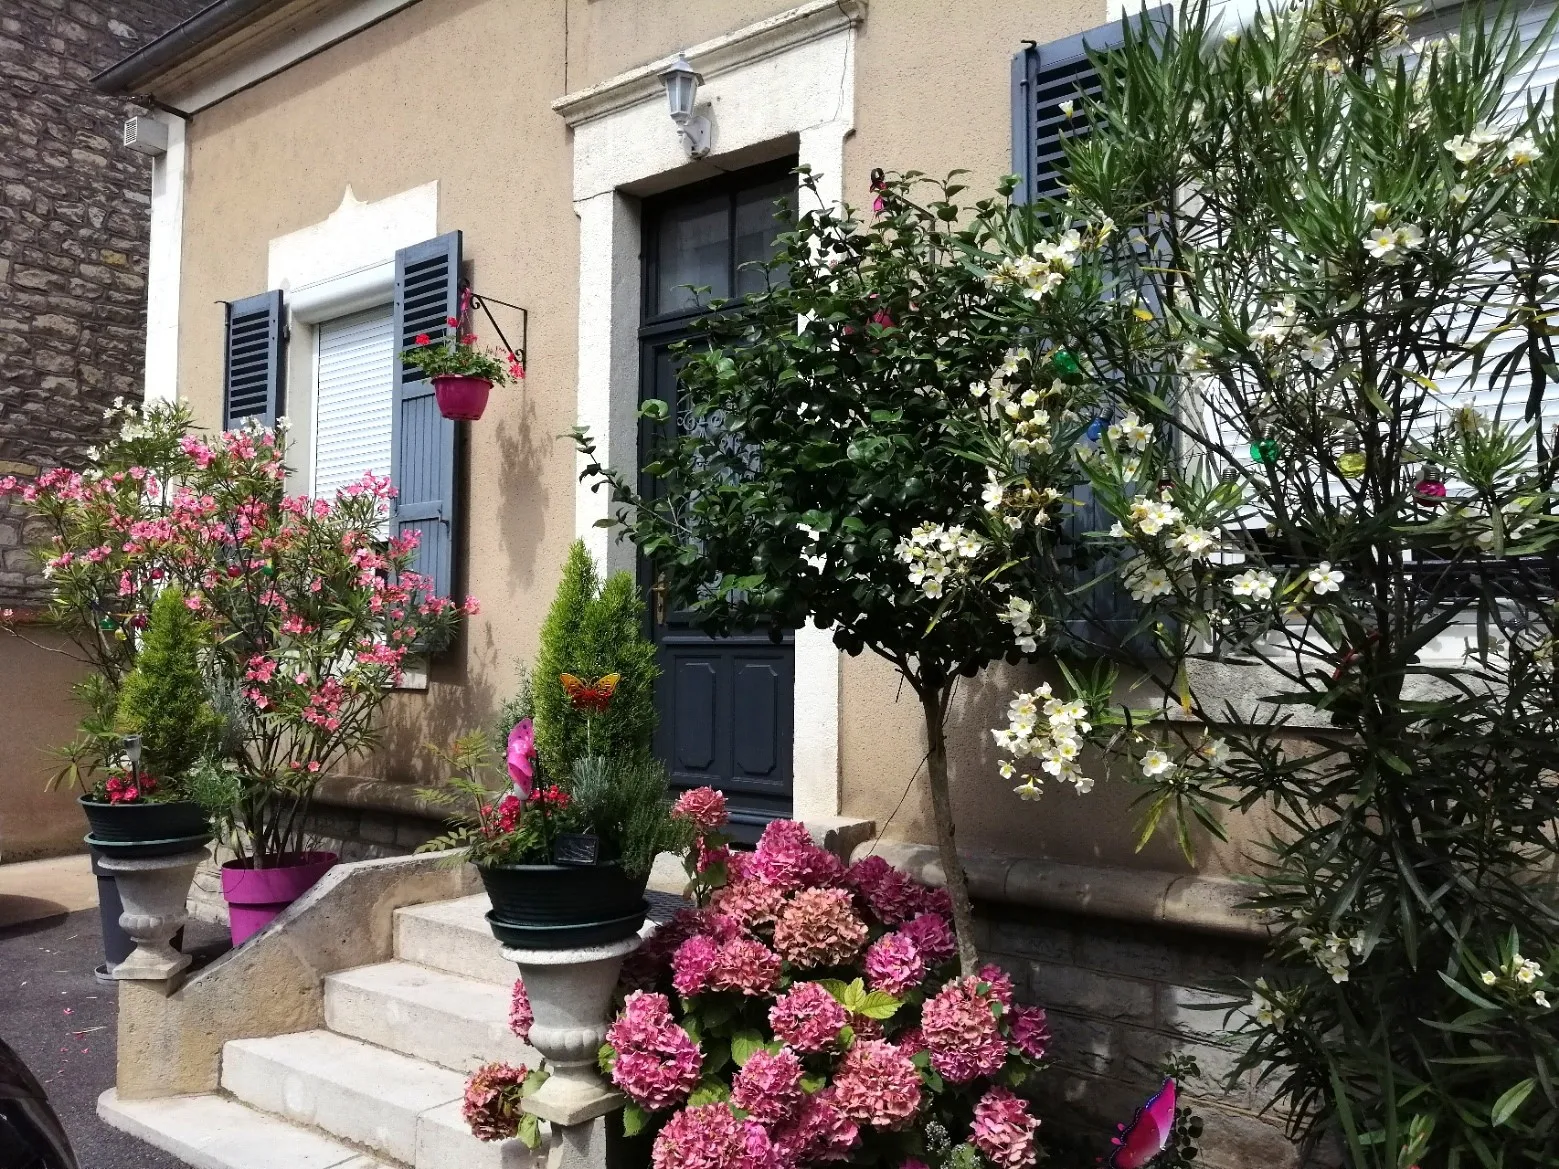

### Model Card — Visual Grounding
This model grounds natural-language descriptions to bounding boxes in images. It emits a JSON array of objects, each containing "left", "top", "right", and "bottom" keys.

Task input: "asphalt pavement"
[{"left": 0, "top": 907, "right": 229, "bottom": 1169}]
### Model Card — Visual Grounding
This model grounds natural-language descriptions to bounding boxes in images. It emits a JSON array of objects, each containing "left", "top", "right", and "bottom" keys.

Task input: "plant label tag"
[{"left": 554, "top": 833, "right": 601, "bottom": 867}]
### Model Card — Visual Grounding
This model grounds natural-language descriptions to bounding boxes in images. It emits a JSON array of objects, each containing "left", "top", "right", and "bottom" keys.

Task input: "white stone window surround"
[
  {"left": 553, "top": 0, "right": 867, "bottom": 821},
  {"left": 266, "top": 182, "right": 438, "bottom": 496}
]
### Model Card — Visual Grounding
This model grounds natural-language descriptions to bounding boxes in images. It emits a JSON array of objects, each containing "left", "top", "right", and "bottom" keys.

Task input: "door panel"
[{"left": 638, "top": 162, "right": 798, "bottom": 839}]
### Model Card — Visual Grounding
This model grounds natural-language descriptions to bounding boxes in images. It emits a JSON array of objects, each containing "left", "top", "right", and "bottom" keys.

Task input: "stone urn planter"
[
  {"left": 220, "top": 850, "right": 338, "bottom": 945},
  {"left": 502, "top": 930, "right": 646, "bottom": 1128},
  {"left": 80, "top": 796, "right": 209, "bottom": 978},
  {"left": 98, "top": 848, "right": 208, "bottom": 981},
  {"left": 432, "top": 374, "right": 492, "bottom": 421},
  {"left": 477, "top": 860, "right": 649, "bottom": 950}
]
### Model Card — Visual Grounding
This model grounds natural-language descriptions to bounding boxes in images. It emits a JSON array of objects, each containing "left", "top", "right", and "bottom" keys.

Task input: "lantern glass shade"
[{"left": 660, "top": 55, "right": 701, "bottom": 121}]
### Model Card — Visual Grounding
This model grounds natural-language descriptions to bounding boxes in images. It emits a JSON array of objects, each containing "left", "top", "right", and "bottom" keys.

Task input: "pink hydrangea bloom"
[
  {"left": 773, "top": 887, "right": 868, "bottom": 969},
  {"left": 922, "top": 976, "right": 1008, "bottom": 1084},
  {"left": 730, "top": 1047, "right": 804, "bottom": 1127},
  {"left": 915, "top": 885, "right": 954, "bottom": 919},
  {"left": 772, "top": 1090, "right": 860, "bottom": 1163},
  {"left": 673, "top": 787, "right": 729, "bottom": 833},
  {"left": 979, "top": 963, "right": 1017, "bottom": 1008},
  {"left": 673, "top": 935, "right": 721, "bottom": 996},
  {"left": 462, "top": 1061, "right": 529, "bottom": 1142},
  {"left": 709, "top": 937, "right": 782, "bottom": 997},
  {"left": 899, "top": 912, "right": 957, "bottom": 967},
  {"left": 749, "top": 819, "right": 844, "bottom": 892},
  {"left": 844, "top": 857, "right": 922, "bottom": 926},
  {"left": 768, "top": 981, "right": 849, "bottom": 1052},
  {"left": 830, "top": 1039, "right": 923, "bottom": 1130},
  {"left": 622, "top": 909, "right": 706, "bottom": 992},
  {"left": 972, "top": 1086, "right": 1040, "bottom": 1169},
  {"left": 1008, "top": 1005, "right": 1051, "bottom": 1062},
  {"left": 509, "top": 977, "right": 532, "bottom": 1042},
  {"left": 652, "top": 1103, "right": 773, "bottom": 1169},
  {"left": 865, "top": 931, "right": 926, "bottom": 997},
  {"left": 712, "top": 876, "right": 787, "bottom": 930},
  {"left": 606, "top": 992, "right": 702, "bottom": 1111}
]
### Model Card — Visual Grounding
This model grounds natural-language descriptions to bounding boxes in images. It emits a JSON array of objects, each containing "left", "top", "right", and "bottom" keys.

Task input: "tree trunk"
[{"left": 919, "top": 682, "right": 980, "bottom": 975}]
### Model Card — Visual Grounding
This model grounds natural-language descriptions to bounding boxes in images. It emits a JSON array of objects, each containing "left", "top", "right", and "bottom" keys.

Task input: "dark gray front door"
[{"left": 639, "top": 162, "right": 797, "bottom": 839}]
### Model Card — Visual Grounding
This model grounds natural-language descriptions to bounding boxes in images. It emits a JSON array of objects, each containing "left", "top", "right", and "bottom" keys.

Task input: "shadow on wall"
[
  {"left": 845, "top": 651, "right": 1278, "bottom": 878},
  {"left": 0, "top": 628, "right": 93, "bottom": 862},
  {"left": 375, "top": 381, "right": 552, "bottom": 784}
]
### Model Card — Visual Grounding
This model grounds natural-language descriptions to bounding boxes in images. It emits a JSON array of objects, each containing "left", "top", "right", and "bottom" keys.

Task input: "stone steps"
[
  {"left": 324, "top": 960, "right": 536, "bottom": 1073},
  {"left": 101, "top": 892, "right": 543, "bottom": 1169},
  {"left": 221, "top": 1029, "right": 526, "bottom": 1169},
  {"left": 392, "top": 895, "right": 517, "bottom": 987},
  {"left": 98, "top": 1090, "right": 394, "bottom": 1169}
]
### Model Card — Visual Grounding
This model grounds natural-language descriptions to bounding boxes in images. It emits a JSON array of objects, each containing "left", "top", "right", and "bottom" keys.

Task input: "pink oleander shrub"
[
  {"left": 5, "top": 400, "right": 477, "bottom": 865},
  {"left": 599, "top": 790, "right": 1051, "bottom": 1169}
]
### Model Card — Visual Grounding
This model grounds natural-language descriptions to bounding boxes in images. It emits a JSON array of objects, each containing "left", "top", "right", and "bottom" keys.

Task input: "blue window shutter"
[
  {"left": 391, "top": 231, "right": 462, "bottom": 601},
  {"left": 1013, "top": 13, "right": 1169, "bottom": 652},
  {"left": 223, "top": 290, "right": 285, "bottom": 430},
  {"left": 1011, "top": 9, "right": 1170, "bottom": 205}
]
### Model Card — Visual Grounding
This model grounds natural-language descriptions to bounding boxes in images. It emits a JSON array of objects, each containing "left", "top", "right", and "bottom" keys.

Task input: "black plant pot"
[
  {"left": 477, "top": 861, "right": 649, "bottom": 950},
  {"left": 79, "top": 796, "right": 211, "bottom": 858}
]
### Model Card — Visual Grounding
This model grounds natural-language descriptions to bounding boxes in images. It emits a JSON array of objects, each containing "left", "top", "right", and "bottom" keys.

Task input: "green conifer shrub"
[
  {"left": 529, "top": 539, "right": 659, "bottom": 780},
  {"left": 114, "top": 586, "right": 223, "bottom": 789}
]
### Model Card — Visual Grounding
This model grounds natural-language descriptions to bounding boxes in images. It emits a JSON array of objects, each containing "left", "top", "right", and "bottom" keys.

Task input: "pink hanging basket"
[
  {"left": 432, "top": 374, "right": 492, "bottom": 421},
  {"left": 220, "top": 850, "right": 338, "bottom": 946}
]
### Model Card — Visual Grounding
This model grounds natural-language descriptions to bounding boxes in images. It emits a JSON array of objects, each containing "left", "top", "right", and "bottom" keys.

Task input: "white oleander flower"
[
  {"left": 1507, "top": 136, "right": 1540, "bottom": 166},
  {"left": 1229, "top": 568, "right": 1277, "bottom": 600},
  {"left": 1536, "top": 990, "right": 1552, "bottom": 1009},
  {"left": 1128, "top": 564, "right": 1173, "bottom": 603},
  {"left": 1141, "top": 748, "right": 1175, "bottom": 777},
  {"left": 1308, "top": 562, "right": 1345, "bottom": 594},
  {"left": 1173, "top": 526, "right": 1216, "bottom": 558},
  {"left": 1197, "top": 737, "right": 1231, "bottom": 769},
  {"left": 1298, "top": 332, "right": 1334, "bottom": 369},
  {"left": 1445, "top": 134, "right": 1481, "bottom": 163},
  {"left": 1481, "top": 970, "right": 1499, "bottom": 986}
]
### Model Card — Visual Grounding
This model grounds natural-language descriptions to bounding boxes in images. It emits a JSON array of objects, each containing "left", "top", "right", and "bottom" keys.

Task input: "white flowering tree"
[
  {"left": 575, "top": 171, "right": 1102, "bottom": 972},
  {"left": 981, "top": 1, "right": 1559, "bottom": 1163}
]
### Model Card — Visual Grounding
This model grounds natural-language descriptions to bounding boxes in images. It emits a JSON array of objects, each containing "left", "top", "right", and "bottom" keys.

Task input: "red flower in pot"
[{"left": 401, "top": 319, "right": 522, "bottom": 422}]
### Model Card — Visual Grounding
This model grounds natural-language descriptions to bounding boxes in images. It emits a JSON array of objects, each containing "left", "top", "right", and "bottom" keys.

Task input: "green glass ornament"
[
  {"left": 1249, "top": 437, "right": 1280, "bottom": 464},
  {"left": 98, "top": 616, "right": 115, "bottom": 631},
  {"left": 1051, "top": 349, "right": 1082, "bottom": 378},
  {"left": 1337, "top": 451, "right": 1366, "bottom": 478}
]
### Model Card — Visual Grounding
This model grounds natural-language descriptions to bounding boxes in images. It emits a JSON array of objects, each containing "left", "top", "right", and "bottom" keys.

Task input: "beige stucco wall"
[
  {"left": 168, "top": 0, "right": 1270, "bottom": 874},
  {"left": 0, "top": 629, "right": 93, "bottom": 861}
]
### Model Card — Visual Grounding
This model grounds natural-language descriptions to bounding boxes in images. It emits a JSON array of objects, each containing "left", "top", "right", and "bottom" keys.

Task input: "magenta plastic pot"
[
  {"left": 220, "top": 851, "right": 338, "bottom": 946},
  {"left": 432, "top": 374, "right": 492, "bottom": 421}
]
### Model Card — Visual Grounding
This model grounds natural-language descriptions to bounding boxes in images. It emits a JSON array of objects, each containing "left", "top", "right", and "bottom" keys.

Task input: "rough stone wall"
[
  {"left": 975, "top": 903, "right": 1315, "bottom": 1169},
  {"left": 0, "top": 0, "right": 204, "bottom": 606}
]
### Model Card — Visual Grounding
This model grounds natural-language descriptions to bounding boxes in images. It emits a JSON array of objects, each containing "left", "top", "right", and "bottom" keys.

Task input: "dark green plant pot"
[
  {"left": 477, "top": 861, "right": 649, "bottom": 950},
  {"left": 79, "top": 796, "right": 211, "bottom": 855}
]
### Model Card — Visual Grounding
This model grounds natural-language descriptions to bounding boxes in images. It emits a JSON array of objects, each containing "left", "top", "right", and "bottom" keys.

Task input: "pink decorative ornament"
[{"left": 506, "top": 718, "right": 536, "bottom": 798}]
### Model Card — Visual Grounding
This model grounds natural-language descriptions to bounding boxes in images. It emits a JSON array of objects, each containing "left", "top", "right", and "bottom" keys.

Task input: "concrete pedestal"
[
  {"left": 97, "top": 848, "right": 206, "bottom": 981},
  {"left": 501, "top": 932, "right": 643, "bottom": 1128}
]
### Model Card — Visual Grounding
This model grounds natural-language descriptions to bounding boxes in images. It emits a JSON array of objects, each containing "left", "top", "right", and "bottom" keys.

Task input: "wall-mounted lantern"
[{"left": 658, "top": 54, "right": 711, "bottom": 159}]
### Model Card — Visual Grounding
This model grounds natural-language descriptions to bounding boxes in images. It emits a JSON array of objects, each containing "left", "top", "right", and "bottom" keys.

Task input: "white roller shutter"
[
  {"left": 314, "top": 306, "right": 395, "bottom": 500},
  {"left": 1409, "top": 2, "right": 1558, "bottom": 437}
]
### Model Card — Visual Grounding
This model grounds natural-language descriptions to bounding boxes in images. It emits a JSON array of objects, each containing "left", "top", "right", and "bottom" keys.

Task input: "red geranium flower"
[{"left": 415, "top": 332, "right": 431, "bottom": 346}]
